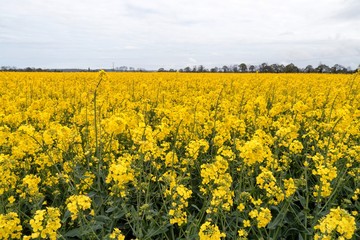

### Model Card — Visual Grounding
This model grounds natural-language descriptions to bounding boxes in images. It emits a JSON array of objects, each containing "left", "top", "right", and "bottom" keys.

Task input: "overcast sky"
[{"left": 0, "top": 0, "right": 359, "bottom": 69}]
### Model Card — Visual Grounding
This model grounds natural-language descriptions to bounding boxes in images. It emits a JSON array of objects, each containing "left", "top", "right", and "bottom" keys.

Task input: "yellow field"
[{"left": 0, "top": 71, "right": 359, "bottom": 239}]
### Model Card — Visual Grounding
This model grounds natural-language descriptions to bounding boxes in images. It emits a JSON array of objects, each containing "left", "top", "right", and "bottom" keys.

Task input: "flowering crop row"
[{"left": 0, "top": 71, "right": 359, "bottom": 239}]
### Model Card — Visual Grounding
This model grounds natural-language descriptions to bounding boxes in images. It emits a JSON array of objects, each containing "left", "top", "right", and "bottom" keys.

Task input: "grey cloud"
[{"left": 334, "top": 0, "right": 360, "bottom": 20}]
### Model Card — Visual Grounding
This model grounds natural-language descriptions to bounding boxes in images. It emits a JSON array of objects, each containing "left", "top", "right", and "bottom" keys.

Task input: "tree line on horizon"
[
  {"left": 158, "top": 62, "right": 358, "bottom": 73},
  {"left": 1, "top": 62, "right": 359, "bottom": 73}
]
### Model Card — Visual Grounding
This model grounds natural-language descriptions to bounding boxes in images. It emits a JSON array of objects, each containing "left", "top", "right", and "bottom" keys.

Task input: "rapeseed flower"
[
  {"left": 198, "top": 221, "right": 226, "bottom": 240},
  {"left": 66, "top": 195, "right": 92, "bottom": 220}
]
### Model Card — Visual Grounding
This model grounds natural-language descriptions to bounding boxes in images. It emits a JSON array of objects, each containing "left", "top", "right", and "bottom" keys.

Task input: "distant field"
[{"left": 0, "top": 72, "right": 359, "bottom": 239}]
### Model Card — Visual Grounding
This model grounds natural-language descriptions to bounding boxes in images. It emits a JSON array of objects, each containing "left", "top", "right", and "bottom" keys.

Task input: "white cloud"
[{"left": 0, "top": 0, "right": 359, "bottom": 69}]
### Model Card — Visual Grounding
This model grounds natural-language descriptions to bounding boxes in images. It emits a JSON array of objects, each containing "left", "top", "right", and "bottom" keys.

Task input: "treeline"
[
  {"left": 0, "top": 66, "right": 73, "bottom": 72},
  {"left": 0, "top": 66, "right": 145, "bottom": 72},
  {"left": 159, "top": 63, "right": 358, "bottom": 73},
  {"left": 1, "top": 62, "right": 359, "bottom": 73}
]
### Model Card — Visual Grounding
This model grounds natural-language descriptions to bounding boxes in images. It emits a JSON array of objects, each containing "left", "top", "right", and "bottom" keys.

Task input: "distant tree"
[
  {"left": 1, "top": 66, "right": 17, "bottom": 71},
  {"left": 270, "top": 64, "right": 279, "bottom": 73},
  {"left": 239, "top": 63, "right": 248, "bottom": 73},
  {"left": 197, "top": 65, "right": 205, "bottom": 72},
  {"left": 259, "top": 63, "right": 273, "bottom": 73},
  {"left": 249, "top": 65, "right": 255, "bottom": 73},
  {"left": 278, "top": 64, "right": 285, "bottom": 73},
  {"left": 184, "top": 67, "right": 191, "bottom": 72},
  {"left": 315, "top": 64, "right": 330, "bottom": 73},
  {"left": 210, "top": 67, "right": 219, "bottom": 73},
  {"left": 222, "top": 65, "right": 229, "bottom": 73},
  {"left": 158, "top": 68, "right": 165, "bottom": 72},
  {"left": 331, "top": 64, "right": 347, "bottom": 73},
  {"left": 259, "top": 63, "right": 267, "bottom": 72},
  {"left": 304, "top": 65, "right": 314, "bottom": 73},
  {"left": 232, "top": 65, "right": 239, "bottom": 72},
  {"left": 118, "top": 66, "right": 128, "bottom": 71},
  {"left": 284, "top": 63, "right": 299, "bottom": 73}
]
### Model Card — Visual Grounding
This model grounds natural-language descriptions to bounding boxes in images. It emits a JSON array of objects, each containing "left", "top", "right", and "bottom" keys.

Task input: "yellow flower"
[
  {"left": 66, "top": 195, "right": 92, "bottom": 220},
  {"left": 256, "top": 207, "right": 272, "bottom": 228},
  {"left": 283, "top": 178, "right": 296, "bottom": 197},
  {"left": 289, "top": 140, "right": 303, "bottom": 154},
  {"left": 238, "top": 139, "right": 270, "bottom": 166},
  {"left": 249, "top": 209, "right": 258, "bottom": 219},
  {"left": 198, "top": 221, "right": 226, "bottom": 240},
  {"left": 110, "top": 228, "right": 125, "bottom": 240},
  {"left": 243, "top": 220, "right": 251, "bottom": 228},
  {"left": 238, "top": 229, "right": 248, "bottom": 239},
  {"left": 0, "top": 212, "right": 22, "bottom": 239},
  {"left": 256, "top": 168, "right": 284, "bottom": 205},
  {"left": 106, "top": 154, "right": 135, "bottom": 197},
  {"left": 249, "top": 208, "right": 272, "bottom": 228},
  {"left": 28, "top": 207, "right": 61, "bottom": 240},
  {"left": 314, "top": 207, "right": 356, "bottom": 239},
  {"left": 237, "top": 203, "right": 245, "bottom": 212},
  {"left": 201, "top": 156, "right": 234, "bottom": 212},
  {"left": 19, "top": 174, "right": 42, "bottom": 200},
  {"left": 8, "top": 196, "right": 16, "bottom": 204}
]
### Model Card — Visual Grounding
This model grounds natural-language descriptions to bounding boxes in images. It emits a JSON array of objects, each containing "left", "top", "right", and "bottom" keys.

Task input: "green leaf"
[
  {"left": 64, "top": 228, "right": 82, "bottom": 238},
  {"left": 95, "top": 215, "right": 111, "bottom": 222},
  {"left": 191, "top": 204, "right": 201, "bottom": 212},
  {"left": 105, "top": 206, "right": 118, "bottom": 213},
  {"left": 298, "top": 194, "right": 306, "bottom": 208},
  {"left": 298, "top": 233, "right": 304, "bottom": 240},
  {"left": 267, "top": 214, "right": 284, "bottom": 230},
  {"left": 61, "top": 210, "right": 71, "bottom": 224}
]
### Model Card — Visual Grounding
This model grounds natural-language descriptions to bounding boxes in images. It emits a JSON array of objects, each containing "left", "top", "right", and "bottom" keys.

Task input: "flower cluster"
[
  {"left": 25, "top": 207, "right": 61, "bottom": 240},
  {"left": 201, "top": 156, "right": 234, "bottom": 213},
  {"left": 0, "top": 212, "right": 22, "bottom": 239},
  {"left": 198, "top": 221, "right": 226, "bottom": 240},
  {"left": 314, "top": 207, "right": 356, "bottom": 239},
  {"left": 106, "top": 154, "right": 135, "bottom": 197},
  {"left": 256, "top": 168, "right": 284, "bottom": 205},
  {"left": 162, "top": 170, "right": 192, "bottom": 226},
  {"left": 248, "top": 207, "right": 272, "bottom": 228},
  {"left": 66, "top": 195, "right": 92, "bottom": 220},
  {"left": 109, "top": 228, "right": 125, "bottom": 240}
]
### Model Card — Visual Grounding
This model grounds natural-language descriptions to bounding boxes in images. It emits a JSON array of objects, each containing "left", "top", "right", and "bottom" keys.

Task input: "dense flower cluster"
[
  {"left": 106, "top": 154, "right": 135, "bottom": 197},
  {"left": 198, "top": 221, "right": 226, "bottom": 240},
  {"left": 0, "top": 212, "right": 22, "bottom": 239},
  {"left": 256, "top": 167, "right": 284, "bottom": 205},
  {"left": 314, "top": 207, "right": 356, "bottom": 239},
  {"left": 66, "top": 195, "right": 92, "bottom": 220},
  {"left": 249, "top": 207, "right": 272, "bottom": 228},
  {"left": 201, "top": 155, "right": 234, "bottom": 213},
  {"left": 25, "top": 207, "right": 61, "bottom": 240},
  {"left": 0, "top": 72, "right": 359, "bottom": 238}
]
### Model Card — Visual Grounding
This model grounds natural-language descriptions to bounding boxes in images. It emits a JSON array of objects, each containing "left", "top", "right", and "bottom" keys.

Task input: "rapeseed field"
[{"left": 0, "top": 71, "right": 359, "bottom": 239}]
